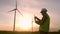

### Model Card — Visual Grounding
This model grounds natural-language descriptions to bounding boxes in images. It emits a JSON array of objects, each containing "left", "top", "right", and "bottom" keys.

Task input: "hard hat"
[{"left": 41, "top": 8, "right": 47, "bottom": 13}]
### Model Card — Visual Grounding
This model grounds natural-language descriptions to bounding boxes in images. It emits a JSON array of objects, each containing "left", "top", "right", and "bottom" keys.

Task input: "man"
[{"left": 34, "top": 8, "right": 50, "bottom": 34}]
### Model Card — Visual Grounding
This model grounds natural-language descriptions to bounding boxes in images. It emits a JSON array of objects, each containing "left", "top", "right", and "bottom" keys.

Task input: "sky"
[{"left": 0, "top": 0, "right": 60, "bottom": 32}]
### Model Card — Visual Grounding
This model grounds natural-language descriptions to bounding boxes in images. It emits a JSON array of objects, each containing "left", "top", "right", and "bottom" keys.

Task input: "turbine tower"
[{"left": 8, "top": 0, "right": 23, "bottom": 32}]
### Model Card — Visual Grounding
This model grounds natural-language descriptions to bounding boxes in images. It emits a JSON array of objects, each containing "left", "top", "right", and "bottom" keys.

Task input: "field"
[{"left": 0, "top": 31, "right": 60, "bottom": 34}]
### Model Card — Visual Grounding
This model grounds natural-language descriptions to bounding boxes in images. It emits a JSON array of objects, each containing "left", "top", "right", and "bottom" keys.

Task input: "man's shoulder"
[{"left": 46, "top": 14, "right": 50, "bottom": 18}]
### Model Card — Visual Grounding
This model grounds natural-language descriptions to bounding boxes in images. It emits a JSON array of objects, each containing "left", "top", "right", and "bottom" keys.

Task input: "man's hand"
[
  {"left": 34, "top": 16, "right": 41, "bottom": 25},
  {"left": 34, "top": 16, "right": 44, "bottom": 25},
  {"left": 34, "top": 16, "right": 37, "bottom": 19},
  {"left": 34, "top": 16, "right": 40, "bottom": 21}
]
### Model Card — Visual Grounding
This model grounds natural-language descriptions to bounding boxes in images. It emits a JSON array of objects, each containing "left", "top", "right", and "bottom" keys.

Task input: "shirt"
[{"left": 40, "top": 14, "right": 50, "bottom": 32}]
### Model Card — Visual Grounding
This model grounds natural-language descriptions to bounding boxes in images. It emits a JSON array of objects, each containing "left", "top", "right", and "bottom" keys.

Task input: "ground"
[{"left": 0, "top": 31, "right": 60, "bottom": 34}]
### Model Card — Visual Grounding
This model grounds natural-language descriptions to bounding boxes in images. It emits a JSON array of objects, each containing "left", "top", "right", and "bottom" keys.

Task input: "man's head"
[{"left": 40, "top": 8, "right": 47, "bottom": 15}]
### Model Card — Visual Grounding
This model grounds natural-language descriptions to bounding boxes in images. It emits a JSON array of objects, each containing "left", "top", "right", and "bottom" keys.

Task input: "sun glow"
[
  {"left": 16, "top": 13, "right": 34, "bottom": 31},
  {"left": 20, "top": 17, "right": 32, "bottom": 30}
]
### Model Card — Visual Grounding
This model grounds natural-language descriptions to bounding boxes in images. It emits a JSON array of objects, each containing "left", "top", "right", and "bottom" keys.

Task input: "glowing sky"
[{"left": 0, "top": 0, "right": 60, "bottom": 32}]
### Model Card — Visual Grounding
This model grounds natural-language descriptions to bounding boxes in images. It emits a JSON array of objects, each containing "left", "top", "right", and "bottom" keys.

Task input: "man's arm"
[
  {"left": 41, "top": 16, "right": 47, "bottom": 24},
  {"left": 35, "top": 16, "right": 40, "bottom": 21},
  {"left": 34, "top": 16, "right": 41, "bottom": 25}
]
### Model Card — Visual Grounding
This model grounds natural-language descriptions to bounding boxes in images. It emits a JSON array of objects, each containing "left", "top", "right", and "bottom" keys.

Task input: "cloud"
[
  {"left": 18, "top": 0, "right": 47, "bottom": 9},
  {"left": 0, "top": 0, "right": 14, "bottom": 5}
]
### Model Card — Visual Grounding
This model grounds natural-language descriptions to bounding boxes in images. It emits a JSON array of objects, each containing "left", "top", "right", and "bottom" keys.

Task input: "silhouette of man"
[{"left": 34, "top": 8, "right": 50, "bottom": 34}]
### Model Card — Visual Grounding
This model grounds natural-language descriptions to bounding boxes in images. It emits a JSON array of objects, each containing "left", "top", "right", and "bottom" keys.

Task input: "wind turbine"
[{"left": 8, "top": 0, "right": 23, "bottom": 32}]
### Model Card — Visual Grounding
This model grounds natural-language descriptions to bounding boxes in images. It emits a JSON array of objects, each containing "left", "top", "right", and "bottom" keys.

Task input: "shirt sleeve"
[{"left": 41, "top": 16, "right": 47, "bottom": 25}]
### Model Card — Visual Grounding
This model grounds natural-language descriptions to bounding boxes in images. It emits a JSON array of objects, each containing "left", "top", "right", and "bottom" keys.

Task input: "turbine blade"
[
  {"left": 17, "top": 9, "right": 23, "bottom": 16},
  {"left": 8, "top": 9, "right": 15, "bottom": 12},
  {"left": 16, "top": 0, "right": 17, "bottom": 9}
]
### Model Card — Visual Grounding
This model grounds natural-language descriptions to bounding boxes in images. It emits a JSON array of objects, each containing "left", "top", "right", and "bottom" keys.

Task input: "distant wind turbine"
[{"left": 8, "top": 0, "right": 23, "bottom": 32}]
